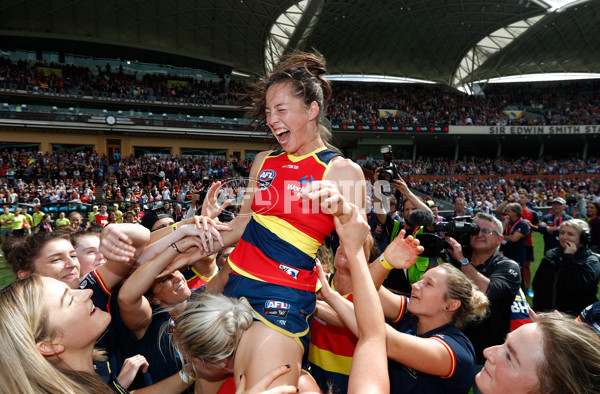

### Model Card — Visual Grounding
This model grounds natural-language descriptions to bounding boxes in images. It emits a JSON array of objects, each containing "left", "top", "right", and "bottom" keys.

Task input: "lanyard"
[
  {"left": 553, "top": 215, "right": 563, "bottom": 228},
  {"left": 505, "top": 217, "right": 522, "bottom": 236},
  {"left": 403, "top": 225, "right": 420, "bottom": 236}
]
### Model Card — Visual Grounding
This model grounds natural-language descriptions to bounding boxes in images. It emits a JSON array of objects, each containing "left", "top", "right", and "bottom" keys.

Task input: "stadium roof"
[{"left": 1, "top": 0, "right": 599, "bottom": 87}]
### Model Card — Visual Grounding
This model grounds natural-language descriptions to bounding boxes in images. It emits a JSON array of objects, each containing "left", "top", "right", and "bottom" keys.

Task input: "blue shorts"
[
  {"left": 525, "top": 246, "right": 534, "bottom": 262},
  {"left": 223, "top": 273, "right": 315, "bottom": 352},
  {"left": 1, "top": 227, "right": 11, "bottom": 237}
]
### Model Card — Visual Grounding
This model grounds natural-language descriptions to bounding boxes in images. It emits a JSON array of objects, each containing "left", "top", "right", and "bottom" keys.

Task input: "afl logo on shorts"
[
  {"left": 264, "top": 300, "right": 291, "bottom": 318},
  {"left": 258, "top": 169, "right": 276, "bottom": 190}
]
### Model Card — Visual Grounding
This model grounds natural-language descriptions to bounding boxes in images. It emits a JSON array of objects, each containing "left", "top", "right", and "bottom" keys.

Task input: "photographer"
[
  {"left": 373, "top": 168, "right": 435, "bottom": 294},
  {"left": 499, "top": 203, "right": 530, "bottom": 287},
  {"left": 444, "top": 212, "right": 521, "bottom": 393}
]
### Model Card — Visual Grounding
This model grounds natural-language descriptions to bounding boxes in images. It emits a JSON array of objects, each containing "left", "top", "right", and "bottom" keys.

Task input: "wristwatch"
[{"left": 459, "top": 257, "right": 470, "bottom": 266}]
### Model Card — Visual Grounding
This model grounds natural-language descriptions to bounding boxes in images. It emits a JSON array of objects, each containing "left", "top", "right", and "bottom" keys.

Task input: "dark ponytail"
[{"left": 243, "top": 51, "right": 339, "bottom": 152}]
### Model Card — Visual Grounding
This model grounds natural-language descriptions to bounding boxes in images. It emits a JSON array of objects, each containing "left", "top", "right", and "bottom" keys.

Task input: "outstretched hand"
[
  {"left": 202, "top": 181, "right": 233, "bottom": 219},
  {"left": 179, "top": 216, "right": 231, "bottom": 253},
  {"left": 383, "top": 229, "right": 424, "bottom": 270},
  {"left": 316, "top": 261, "right": 336, "bottom": 303},
  {"left": 391, "top": 175, "right": 409, "bottom": 195},
  {"left": 156, "top": 235, "right": 205, "bottom": 278}
]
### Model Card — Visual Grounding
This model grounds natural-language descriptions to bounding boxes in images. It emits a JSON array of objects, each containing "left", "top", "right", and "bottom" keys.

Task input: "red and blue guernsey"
[
  {"left": 228, "top": 147, "right": 340, "bottom": 292},
  {"left": 183, "top": 265, "right": 219, "bottom": 291},
  {"left": 308, "top": 273, "right": 358, "bottom": 394}
]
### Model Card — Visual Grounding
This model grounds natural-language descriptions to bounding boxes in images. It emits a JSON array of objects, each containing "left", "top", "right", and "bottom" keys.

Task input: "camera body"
[
  {"left": 416, "top": 216, "right": 479, "bottom": 263},
  {"left": 377, "top": 145, "right": 399, "bottom": 183}
]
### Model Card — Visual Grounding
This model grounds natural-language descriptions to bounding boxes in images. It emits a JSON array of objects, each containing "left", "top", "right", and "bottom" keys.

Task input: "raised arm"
[
  {"left": 137, "top": 218, "right": 229, "bottom": 266},
  {"left": 385, "top": 327, "right": 456, "bottom": 377},
  {"left": 96, "top": 223, "right": 150, "bottom": 290},
  {"left": 157, "top": 151, "right": 268, "bottom": 276},
  {"left": 118, "top": 236, "right": 204, "bottom": 337},
  {"left": 369, "top": 228, "right": 423, "bottom": 290},
  {"left": 334, "top": 204, "right": 389, "bottom": 394}
]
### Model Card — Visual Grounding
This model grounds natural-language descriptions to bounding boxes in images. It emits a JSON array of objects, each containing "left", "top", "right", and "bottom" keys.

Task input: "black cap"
[{"left": 140, "top": 208, "right": 173, "bottom": 231}]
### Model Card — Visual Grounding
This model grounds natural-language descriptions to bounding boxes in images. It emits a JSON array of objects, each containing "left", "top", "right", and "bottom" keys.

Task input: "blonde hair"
[
  {"left": 560, "top": 219, "right": 590, "bottom": 236},
  {"left": 0, "top": 275, "right": 110, "bottom": 394},
  {"left": 439, "top": 263, "right": 489, "bottom": 329},
  {"left": 170, "top": 293, "right": 253, "bottom": 366},
  {"left": 535, "top": 313, "right": 600, "bottom": 394}
]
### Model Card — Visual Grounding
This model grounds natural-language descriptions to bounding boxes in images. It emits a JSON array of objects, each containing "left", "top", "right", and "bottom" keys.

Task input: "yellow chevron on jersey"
[
  {"left": 308, "top": 343, "right": 353, "bottom": 375},
  {"left": 252, "top": 212, "right": 321, "bottom": 258}
]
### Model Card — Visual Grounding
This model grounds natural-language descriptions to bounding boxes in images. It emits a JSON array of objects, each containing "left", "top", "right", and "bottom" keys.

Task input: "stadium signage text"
[
  {"left": 450, "top": 125, "right": 600, "bottom": 135},
  {"left": 488, "top": 125, "right": 600, "bottom": 135}
]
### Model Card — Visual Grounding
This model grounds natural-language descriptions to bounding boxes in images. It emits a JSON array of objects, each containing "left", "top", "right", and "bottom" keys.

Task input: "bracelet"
[
  {"left": 379, "top": 253, "right": 394, "bottom": 270},
  {"left": 170, "top": 243, "right": 182, "bottom": 254},
  {"left": 171, "top": 222, "right": 178, "bottom": 232},
  {"left": 179, "top": 369, "right": 195, "bottom": 385}
]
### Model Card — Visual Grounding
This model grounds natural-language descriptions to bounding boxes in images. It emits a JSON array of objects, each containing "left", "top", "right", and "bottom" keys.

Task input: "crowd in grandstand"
[
  {"left": 0, "top": 147, "right": 251, "bottom": 206},
  {"left": 1, "top": 147, "right": 600, "bottom": 222},
  {"left": 0, "top": 57, "right": 247, "bottom": 105},
  {"left": 2, "top": 56, "right": 600, "bottom": 126}
]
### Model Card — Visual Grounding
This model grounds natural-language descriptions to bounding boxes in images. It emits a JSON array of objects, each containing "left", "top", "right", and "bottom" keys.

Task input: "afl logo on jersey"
[{"left": 258, "top": 169, "right": 276, "bottom": 190}]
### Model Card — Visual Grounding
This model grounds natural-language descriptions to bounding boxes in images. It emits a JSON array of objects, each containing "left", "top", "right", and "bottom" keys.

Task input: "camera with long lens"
[
  {"left": 408, "top": 210, "right": 480, "bottom": 263},
  {"left": 377, "top": 145, "right": 399, "bottom": 183}
]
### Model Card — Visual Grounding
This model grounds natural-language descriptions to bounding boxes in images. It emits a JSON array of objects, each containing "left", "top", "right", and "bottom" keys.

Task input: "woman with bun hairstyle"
[
  {"left": 161, "top": 51, "right": 366, "bottom": 390},
  {"left": 223, "top": 51, "right": 365, "bottom": 389},
  {"left": 168, "top": 292, "right": 253, "bottom": 394},
  {"left": 532, "top": 219, "right": 600, "bottom": 316},
  {"left": 319, "top": 241, "right": 489, "bottom": 393}
]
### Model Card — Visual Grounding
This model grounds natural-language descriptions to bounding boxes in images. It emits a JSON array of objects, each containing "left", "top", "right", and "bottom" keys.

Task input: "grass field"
[
  {"left": 0, "top": 254, "right": 15, "bottom": 289},
  {"left": 1, "top": 233, "right": 599, "bottom": 301}
]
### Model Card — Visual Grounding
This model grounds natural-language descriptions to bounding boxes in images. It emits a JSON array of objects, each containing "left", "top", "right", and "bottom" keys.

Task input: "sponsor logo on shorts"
[
  {"left": 258, "top": 169, "right": 276, "bottom": 190},
  {"left": 279, "top": 264, "right": 299, "bottom": 279},
  {"left": 264, "top": 300, "right": 291, "bottom": 318}
]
